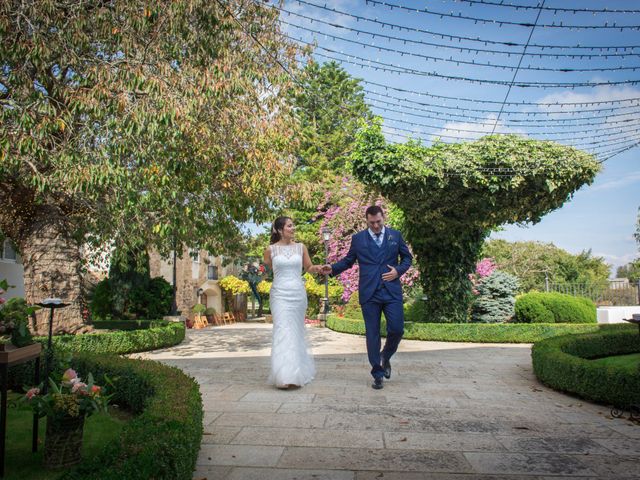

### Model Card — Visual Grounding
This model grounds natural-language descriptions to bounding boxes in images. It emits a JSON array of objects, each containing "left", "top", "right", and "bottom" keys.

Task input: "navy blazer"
[{"left": 331, "top": 228, "right": 413, "bottom": 305}]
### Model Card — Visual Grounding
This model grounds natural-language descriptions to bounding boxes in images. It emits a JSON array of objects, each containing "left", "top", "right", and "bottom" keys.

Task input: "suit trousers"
[{"left": 360, "top": 285, "right": 405, "bottom": 379}]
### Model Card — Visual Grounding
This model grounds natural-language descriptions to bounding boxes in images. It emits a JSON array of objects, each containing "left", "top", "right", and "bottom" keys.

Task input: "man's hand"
[
  {"left": 382, "top": 265, "right": 398, "bottom": 282},
  {"left": 320, "top": 264, "right": 332, "bottom": 275}
]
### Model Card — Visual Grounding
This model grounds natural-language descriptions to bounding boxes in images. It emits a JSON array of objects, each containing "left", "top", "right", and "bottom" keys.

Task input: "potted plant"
[
  {"left": 204, "top": 307, "right": 217, "bottom": 324},
  {"left": 191, "top": 303, "right": 206, "bottom": 328},
  {"left": 24, "top": 368, "right": 111, "bottom": 468}
]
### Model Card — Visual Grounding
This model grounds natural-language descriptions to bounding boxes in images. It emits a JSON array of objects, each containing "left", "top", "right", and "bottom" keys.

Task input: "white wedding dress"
[{"left": 268, "top": 243, "right": 316, "bottom": 387}]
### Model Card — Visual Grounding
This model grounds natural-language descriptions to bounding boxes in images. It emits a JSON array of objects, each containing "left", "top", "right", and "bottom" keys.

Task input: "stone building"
[{"left": 149, "top": 248, "right": 241, "bottom": 318}]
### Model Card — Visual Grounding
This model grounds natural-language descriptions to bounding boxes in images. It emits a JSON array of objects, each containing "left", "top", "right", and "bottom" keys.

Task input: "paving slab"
[{"left": 136, "top": 323, "right": 640, "bottom": 479}]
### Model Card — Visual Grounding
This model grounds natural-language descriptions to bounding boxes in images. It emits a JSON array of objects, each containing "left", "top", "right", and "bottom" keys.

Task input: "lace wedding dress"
[{"left": 268, "top": 243, "right": 316, "bottom": 387}]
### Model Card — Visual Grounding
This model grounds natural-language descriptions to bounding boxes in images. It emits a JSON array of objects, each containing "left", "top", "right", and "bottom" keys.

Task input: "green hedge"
[
  {"left": 8, "top": 322, "right": 185, "bottom": 390},
  {"left": 532, "top": 327, "right": 640, "bottom": 407},
  {"left": 327, "top": 315, "right": 627, "bottom": 343},
  {"left": 44, "top": 321, "right": 184, "bottom": 355},
  {"left": 514, "top": 292, "right": 596, "bottom": 324},
  {"left": 61, "top": 353, "right": 203, "bottom": 479},
  {"left": 92, "top": 319, "right": 169, "bottom": 331}
]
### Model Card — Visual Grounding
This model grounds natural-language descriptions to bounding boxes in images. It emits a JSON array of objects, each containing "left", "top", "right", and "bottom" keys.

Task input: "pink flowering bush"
[
  {"left": 317, "top": 178, "right": 420, "bottom": 302},
  {"left": 469, "top": 258, "right": 497, "bottom": 295},
  {"left": 24, "top": 368, "right": 110, "bottom": 420}
]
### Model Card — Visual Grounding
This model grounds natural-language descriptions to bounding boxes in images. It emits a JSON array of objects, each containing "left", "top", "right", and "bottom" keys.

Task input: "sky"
[{"left": 265, "top": 0, "right": 640, "bottom": 276}]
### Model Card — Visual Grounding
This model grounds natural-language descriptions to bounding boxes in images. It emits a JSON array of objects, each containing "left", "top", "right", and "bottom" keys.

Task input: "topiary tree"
[{"left": 351, "top": 121, "right": 600, "bottom": 323}]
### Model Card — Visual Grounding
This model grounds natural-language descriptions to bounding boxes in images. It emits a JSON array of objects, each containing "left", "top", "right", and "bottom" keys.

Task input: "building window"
[
  {"left": 2, "top": 239, "right": 17, "bottom": 261},
  {"left": 207, "top": 265, "right": 218, "bottom": 280},
  {"left": 190, "top": 249, "right": 200, "bottom": 263}
]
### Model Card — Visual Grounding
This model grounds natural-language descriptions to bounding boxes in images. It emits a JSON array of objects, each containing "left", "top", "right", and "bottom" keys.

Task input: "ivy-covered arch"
[{"left": 351, "top": 122, "right": 600, "bottom": 323}]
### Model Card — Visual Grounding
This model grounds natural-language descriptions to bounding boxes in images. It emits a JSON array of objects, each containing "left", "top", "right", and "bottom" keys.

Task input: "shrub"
[
  {"left": 327, "top": 314, "right": 616, "bottom": 343},
  {"left": 532, "top": 326, "right": 640, "bottom": 407},
  {"left": 90, "top": 276, "right": 172, "bottom": 321},
  {"left": 92, "top": 319, "right": 169, "bottom": 331},
  {"left": 471, "top": 271, "right": 519, "bottom": 323},
  {"left": 515, "top": 292, "right": 595, "bottom": 324},
  {"left": 514, "top": 292, "right": 554, "bottom": 323},
  {"left": 8, "top": 322, "right": 185, "bottom": 390},
  {"left": 0, "top": 297, "right": 35, "bottom": 346},
  {"left": 404, "top": 297, "right": 428, "bottom": 323},
  {"left": 343, "top": 291, "right": 362, "bottom": 319},
  {"left": 61, "top": 353, "right": 203, "bottom": 479}
]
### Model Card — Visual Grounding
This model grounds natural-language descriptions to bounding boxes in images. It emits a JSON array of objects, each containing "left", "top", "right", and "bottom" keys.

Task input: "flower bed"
[{"left": 60, "top": 353, "right": 203, "bottom": 479}]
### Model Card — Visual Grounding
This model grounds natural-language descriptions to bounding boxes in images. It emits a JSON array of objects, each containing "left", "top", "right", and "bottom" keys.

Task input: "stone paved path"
[{"left": 137, "top": 324, "right": 640, "bottom": 480}]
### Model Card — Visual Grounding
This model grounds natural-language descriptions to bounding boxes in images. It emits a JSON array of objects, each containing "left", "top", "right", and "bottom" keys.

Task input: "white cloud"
[
  {"left": 590, "top": 171, "right": 640, "bottom": 191},
  {"left": 537, "top": 85, "right": 640, "bottom": 114},
  {"left": 433, "top": 114, "right": 527, "bottom": 143}
]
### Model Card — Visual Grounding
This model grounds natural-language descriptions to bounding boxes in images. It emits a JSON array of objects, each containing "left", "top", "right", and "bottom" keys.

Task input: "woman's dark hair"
[
  {"left": 365, "top": 205, "right": 384, "bottom": 218},
  {"left": 270, "top": 216, "right": 292, "bottom": 244}
]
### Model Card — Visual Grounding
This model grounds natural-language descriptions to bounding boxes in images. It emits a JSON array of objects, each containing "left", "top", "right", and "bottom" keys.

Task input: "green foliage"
[
  {"left": 513, "top": 292, "right": 554, "bottom": 324},
  {"left": 8, "top": 322, "right": 185, "bottom": 390},
  {"left": 47, "top": 322, "right": 185, "bottom": 355},
  {"left": 191, "top": 304, "right": 206, "bottom": 315},
  {"left": 616, "top": 259, "right": 640, "bottom": 283},
  {"left": 327, "top": 314, "right": 617, "bottom": 343},
  {"left": 284, "top": 61, "right": 375, "bottom": 262},
  {"left": 61, "top": 353, "right": 202, "bottom": 479},
  {"left": 483, "top": 239, "right": 610, "bottom": 292},
  {"left": 514, "top": 292, "right": 596, "bottom": 324},
  {"left": 404, "top": 298, "right": 429, "bottom": 323},
  {"left": 1, "top": 0, "right": 303, "bottom": 277},
  {"left": 0, "top": 297, "right": 35, "bottom": 347},
  {"left": 471, "top": 271, "right": 519, "bottom": 323},
  {"left": 350, "top": 121, "right": 600, "bottom": 323},
  {"left": 204, "top": 307, "right": 217, "bottom": 316},
  {"left": 343, "top": 291, "right": 362, "bottom": 319},
  {"left": 532, "top": 326, "right": 640, "bottom": 407},
  {"left": 92, "top": 319, "right": 169, "bottom": 331},
  {"left": 90, "top": 247, "right": 172, "bottom": 321}
]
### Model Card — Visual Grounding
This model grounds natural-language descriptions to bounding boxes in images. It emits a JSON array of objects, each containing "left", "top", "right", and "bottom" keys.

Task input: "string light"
[
  {"left": 277, "top": 8, "right": 640, "bottom": 59},
  {"left": 363, "top": 0, "right": 640, "bottom": 30},
  {"left": 281, "top": 22, "right": 640, "bottom": 73}
]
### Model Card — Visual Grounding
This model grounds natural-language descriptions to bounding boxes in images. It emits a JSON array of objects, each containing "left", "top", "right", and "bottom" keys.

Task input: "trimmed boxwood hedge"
[
  {"left": 514, "top": 292, "right": 596, "bottom": 324},
  {"left": 532, "top": 326, "right": 640, "bottom": 407},
  {"left": 8, "top": 321, "right": 185, "bottom": 390},
  {"left": 327, "top": 315, "right": 627, "bottom": 343},
  {"left": 42, "top": 321, "right": 185, "bottom": 355},
  {"left": 61, "top": 353, "right": 203, "bottom": 479},
  {"left": 91, "top": 319, "right": 169, "bottom": 331}
]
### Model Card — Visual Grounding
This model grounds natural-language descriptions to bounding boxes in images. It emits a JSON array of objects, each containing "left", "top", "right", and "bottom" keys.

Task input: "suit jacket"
[{"left": 331, "top": 227, "right": 413, "bottom": 304}]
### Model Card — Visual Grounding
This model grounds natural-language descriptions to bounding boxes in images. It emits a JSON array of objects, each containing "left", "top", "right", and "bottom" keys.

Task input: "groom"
[{"left": 322, "top": 206, "right": 413, "bottom": 389}]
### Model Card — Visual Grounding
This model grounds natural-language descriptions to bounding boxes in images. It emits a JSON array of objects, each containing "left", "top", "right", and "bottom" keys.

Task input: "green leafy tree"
[
  {"left": 351, "top": 121, "right": 600, "bottom": 323},
  {"left": 0, "top": 0, "right": 302, "bottom": 333},
  {"left": 616, "top": 261, "right": 640, "bottom": 283},
  {"left": 284, "top": 61, "right": 374, "bottom": 261},
  {"left": 483, "top": 239, "right": 610, "bottom": 292}
]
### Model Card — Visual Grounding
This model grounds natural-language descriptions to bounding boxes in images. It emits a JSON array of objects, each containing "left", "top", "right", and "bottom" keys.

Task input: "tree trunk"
[{"left": 18, "top": 212, "right": 86, "bottom": 335}]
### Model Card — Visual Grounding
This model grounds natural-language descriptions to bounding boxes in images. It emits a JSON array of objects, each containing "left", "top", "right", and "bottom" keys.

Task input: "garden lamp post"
[
  {"left": 321, "top": 227, "right": 332, "bottom": 316},
  {"left": 35, "top": 298, "right": 69, "bottom": 396}
]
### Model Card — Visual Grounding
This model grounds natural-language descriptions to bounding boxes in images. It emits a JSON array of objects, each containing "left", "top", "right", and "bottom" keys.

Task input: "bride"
[{"left": 263, "top": 216, "right": 321, "bottom": 389}]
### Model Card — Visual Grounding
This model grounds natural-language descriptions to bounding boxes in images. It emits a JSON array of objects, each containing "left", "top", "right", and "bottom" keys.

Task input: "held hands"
[
  {"left": 382, "top": 265, "right": 398, "bottom": 282},
  {"left": 308, "top": 265, "right": 331, "bottom": 275}
]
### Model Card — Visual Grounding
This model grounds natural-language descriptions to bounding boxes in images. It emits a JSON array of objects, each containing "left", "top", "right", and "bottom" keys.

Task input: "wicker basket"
[{"left": 44, "top": 414, "right": 85, "bottom": 469}]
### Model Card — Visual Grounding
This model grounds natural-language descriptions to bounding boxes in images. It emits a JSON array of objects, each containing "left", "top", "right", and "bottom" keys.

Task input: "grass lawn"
[
  {"left": 590, "top": 353, "right": 640, "bottom": 372},
  {"left": 4, "top": 392, "right": 132, "bottom": 480}
]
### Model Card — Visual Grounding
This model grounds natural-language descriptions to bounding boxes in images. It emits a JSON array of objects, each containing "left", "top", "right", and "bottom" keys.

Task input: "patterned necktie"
[{"left": 375, "top": 232, "right": 383, "bottom": 247}]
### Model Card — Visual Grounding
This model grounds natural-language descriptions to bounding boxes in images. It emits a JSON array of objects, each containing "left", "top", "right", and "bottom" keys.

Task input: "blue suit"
[{"left": 331, "top": 228, "right": 413, "bottom": 379}]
